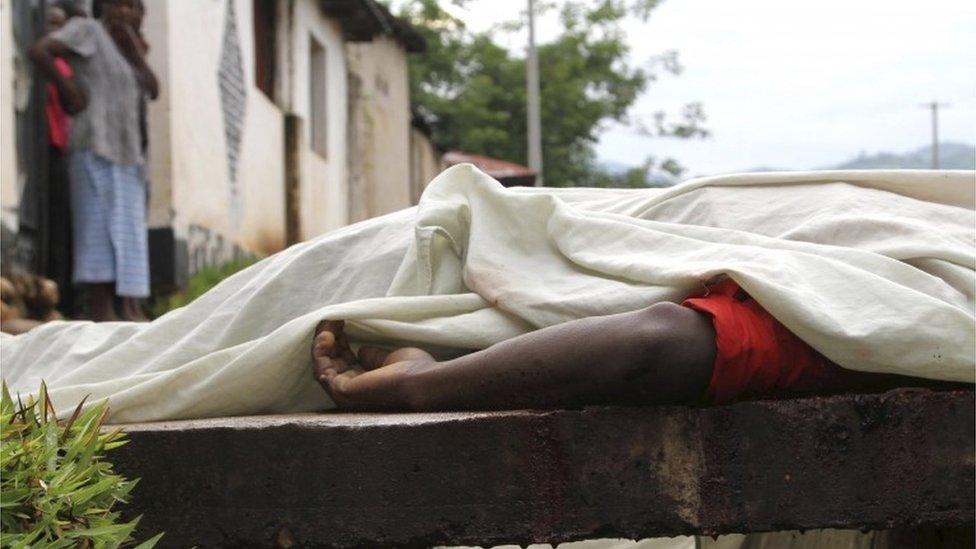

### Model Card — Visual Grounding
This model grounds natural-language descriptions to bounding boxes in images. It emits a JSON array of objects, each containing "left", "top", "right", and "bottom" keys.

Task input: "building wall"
[
  {"left": 409, "top": 127, "right": 441, "bottom": 204},
  {"left": 148, "top": 0, "right": 286, "bottom": 260},
  {"left": 142, "top": 0, "right": 171, "bottom": 230},
  {"left": 346, "top": 36, "right": 412, "bottom": 222},
  {"left": 0, "top": 0, "right": 414, "bottom": 288},
  {"left": 0, "top": 0, "right": 18, "bottom": 227},
  {"left": 144, "top": 0, "right": 352, "bottom": 263},
  {"left": 285, "top": 0, "right": 349, "bottom": 239}
]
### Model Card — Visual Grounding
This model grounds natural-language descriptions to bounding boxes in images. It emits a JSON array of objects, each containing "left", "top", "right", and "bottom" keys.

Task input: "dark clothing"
[{"left": 46, "top": 145, "right": 75, "bottom": 313}]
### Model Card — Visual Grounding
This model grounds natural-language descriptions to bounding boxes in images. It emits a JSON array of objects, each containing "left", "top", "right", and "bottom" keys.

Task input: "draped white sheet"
[{"left": 3, "top": 166, "right": 974, "bottom": 423}]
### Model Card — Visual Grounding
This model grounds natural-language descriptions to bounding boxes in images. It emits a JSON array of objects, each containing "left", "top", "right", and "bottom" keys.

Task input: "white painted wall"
[
  {"left": 285, "top": 0, "right": 349, "bottom": 239},
  {"left": 410, "top": 127, "right": 441, "bottom": 204},
  {"left": 0, "top": 0, "right": 18, "bottom": 226},
  {"left": 142, "top": 0, "right": 171, "bottom": 230},
  {"left": 236, "top": 0, "right": 287, "bottom": 252},
  {"left": 347, "top": 36, "right": 412, "bottom": 221},
  {"left": 145, "top": 0, "right": 287, "bottom": 255},
  {"left": 143, "top": 0, "right": 350, "bottom": 254}
]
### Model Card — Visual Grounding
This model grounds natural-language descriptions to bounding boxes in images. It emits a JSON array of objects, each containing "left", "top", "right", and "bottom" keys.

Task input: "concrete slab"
[{"left": 113, "top": 389, "right": 975, "bottom": 548}]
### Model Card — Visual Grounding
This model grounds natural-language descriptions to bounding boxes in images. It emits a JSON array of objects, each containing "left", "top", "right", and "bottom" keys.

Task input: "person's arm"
[
  {"left": 109, "top": 23, "right": 159, "bottom": 100},
  {"left": 29, "top": 38, "right": 86, "bottom": 114}
]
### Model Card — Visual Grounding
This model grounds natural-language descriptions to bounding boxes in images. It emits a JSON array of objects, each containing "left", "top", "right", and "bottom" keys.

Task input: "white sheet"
[{"left": 3, "top": 166, "right": 974, "bottom": 423}]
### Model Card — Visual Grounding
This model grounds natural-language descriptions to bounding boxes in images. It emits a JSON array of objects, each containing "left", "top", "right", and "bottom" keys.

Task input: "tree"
[{"left": 400, "top": 0, "right": 708, "bottom": 187}]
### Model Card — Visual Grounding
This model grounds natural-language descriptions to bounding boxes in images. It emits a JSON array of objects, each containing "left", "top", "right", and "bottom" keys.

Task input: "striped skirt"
[{"left": 70, "top": 150, "right": 150, "bottom": 298}]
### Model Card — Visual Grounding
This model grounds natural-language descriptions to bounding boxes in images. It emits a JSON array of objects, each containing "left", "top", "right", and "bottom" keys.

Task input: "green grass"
[{"left": 0, "top": 383, "right": 163, "bottom": 547}]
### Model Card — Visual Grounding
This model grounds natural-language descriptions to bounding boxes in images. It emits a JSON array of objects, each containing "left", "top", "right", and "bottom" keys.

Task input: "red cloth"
[
  {"left": 682, "top": 278, "right": 856, "bottom": 404},
  {"left": 46, "top": 57, "right": 73, "bottom": 152}
]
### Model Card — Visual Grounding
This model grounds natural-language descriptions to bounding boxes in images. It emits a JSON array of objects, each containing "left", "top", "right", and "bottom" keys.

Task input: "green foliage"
[
  {"left": 151, "top": 256, "right": 259, "bottom": 318},
  {"left": 400, "top": 0, "right": 708, "bottom": 186},
  {"left": 0, "top": 383, "right": 163, "bottom": 548}
]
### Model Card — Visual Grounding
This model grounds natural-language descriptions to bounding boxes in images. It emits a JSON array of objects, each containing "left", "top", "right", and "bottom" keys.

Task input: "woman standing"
[{"left": 31, "top": 0, "right": 158, "bottom": 321}]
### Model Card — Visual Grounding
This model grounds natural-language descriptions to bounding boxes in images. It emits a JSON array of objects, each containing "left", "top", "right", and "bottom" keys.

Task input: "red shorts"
[{"left": 682, "top": 279, "right": 863, "bottom": 404}]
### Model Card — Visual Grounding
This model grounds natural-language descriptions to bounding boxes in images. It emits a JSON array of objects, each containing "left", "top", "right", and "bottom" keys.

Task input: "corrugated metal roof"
[
  {"left": 442, "top": 151, "right": 537, "bottom": 179},
  {"left": 318, "top": 0, "right": 426, "bottom": 53}
]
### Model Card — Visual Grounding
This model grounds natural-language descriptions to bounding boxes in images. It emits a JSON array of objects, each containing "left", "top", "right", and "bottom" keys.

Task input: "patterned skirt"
[{"left": 69, "top": 150, "right": 149, "bottom": 298}]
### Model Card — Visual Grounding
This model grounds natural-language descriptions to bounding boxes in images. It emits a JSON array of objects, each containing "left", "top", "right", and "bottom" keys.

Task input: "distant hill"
[
  {"left": 740, "top": 166, "right": 791, "bottom": 173},
  {"left": 598, "top": 160, "right": 633, "bottom": 176},
  {"left": 601, "top": 142, "right": 975, "bottom": 187},
  {"left": 828, "top": 142, "right": 975, "bottom": 170}
]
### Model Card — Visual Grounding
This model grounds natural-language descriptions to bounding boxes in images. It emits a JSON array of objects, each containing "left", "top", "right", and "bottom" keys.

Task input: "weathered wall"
[
  {"left": 346, "top": 36, "right": 412, "bottom": 222},
  {"left": 0, "top": 0, "right": 18, "bottom": 228},
  {"left": 284, "top": 0, "right": 349, "bottom": 239},
  {"left": 409, "top": 126, "right": 441, "bottom": 204},
  {"left": 1, "top": 0, "right": 412, "bottom": 284},
  {"left": 148, "top": 0, "right": 286, "bottom": 259},
  {"left": 144, "top": 0, "right": 353, "bottom": 263},
  {"left": 142, "top": 0, "right": 170, "bottom": 230}
]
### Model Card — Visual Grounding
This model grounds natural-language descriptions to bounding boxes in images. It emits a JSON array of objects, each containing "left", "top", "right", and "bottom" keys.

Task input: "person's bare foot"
[
  {"left": 120, "top": 297, "right": 149, "bottom": 322},
  {"left": 311, "top": 320, "right": 436, "bottom": 410},
  {"left": 86, "top": 283, "right": 120, "bottom": 322}
]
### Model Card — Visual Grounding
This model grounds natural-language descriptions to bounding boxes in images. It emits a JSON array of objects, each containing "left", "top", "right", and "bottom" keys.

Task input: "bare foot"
[
  {"left": 120, "top": 297, "right": 149, "bottom": 322},
  {"left": 85, "top": 283, "right": 120, "bottom": 322},
  {"left": 311, "top": 320, "right": 436, "bottom": 410}
]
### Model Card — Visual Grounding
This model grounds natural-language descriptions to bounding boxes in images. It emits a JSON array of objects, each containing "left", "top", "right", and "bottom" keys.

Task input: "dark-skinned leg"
[
  {"left": 120, "top": 297, "right": 148, "bottom": 321},
  {"left": 85, "top": 283, "right": 119, "bottom": 322},
  {"left": 311, "top": 302, "right": 717, "bottom": 411}
]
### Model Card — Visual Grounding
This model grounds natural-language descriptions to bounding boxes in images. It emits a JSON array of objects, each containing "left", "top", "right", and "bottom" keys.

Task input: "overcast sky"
[{"left": 414, "top": 0, "right": 976, "bottom": 176}]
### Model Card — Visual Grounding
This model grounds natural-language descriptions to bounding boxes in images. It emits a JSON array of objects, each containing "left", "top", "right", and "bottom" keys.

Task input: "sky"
[{"left": 407, "top": 0, "right": 976, "bottom": 177}]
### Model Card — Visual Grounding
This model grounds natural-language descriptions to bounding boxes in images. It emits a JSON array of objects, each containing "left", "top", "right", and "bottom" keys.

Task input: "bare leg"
[
  {"left": 85, "top": 283, "right": 119, "bottom": 322},
  {"left": 120, "top": 297, "right": 148, "bottom": 321},
  {"left": 312, "top": 302, "right": 716, "bottom": 411}
]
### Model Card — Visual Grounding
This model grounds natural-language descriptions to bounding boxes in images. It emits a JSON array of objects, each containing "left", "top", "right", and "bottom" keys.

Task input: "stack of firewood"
[{"left": 0, "top": 274, "right": 63, "bottom": 334}]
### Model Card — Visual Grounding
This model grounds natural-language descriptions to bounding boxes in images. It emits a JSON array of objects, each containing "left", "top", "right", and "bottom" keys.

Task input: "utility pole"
[
  {"left": 919, "top": 101, "right": 950, "bottom": 169},
  {"left": 526, "top": 0, "right": 543, "bottom": 186}
]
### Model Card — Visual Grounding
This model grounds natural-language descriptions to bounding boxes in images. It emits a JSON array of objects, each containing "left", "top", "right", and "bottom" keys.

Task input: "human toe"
[{"left": 312, "top": 330, "right": 337, "bottom": 358}]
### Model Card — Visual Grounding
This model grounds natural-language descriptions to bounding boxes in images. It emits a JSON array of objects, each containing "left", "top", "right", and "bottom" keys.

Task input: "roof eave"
[{"left": 318, "top": 0, "right": 427, "bottom": 53}]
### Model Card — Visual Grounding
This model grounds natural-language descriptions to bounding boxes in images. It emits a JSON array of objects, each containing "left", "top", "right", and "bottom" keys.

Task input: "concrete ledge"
[{"left": 113, "top": 390, "right": 975, "bottom": 548}]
